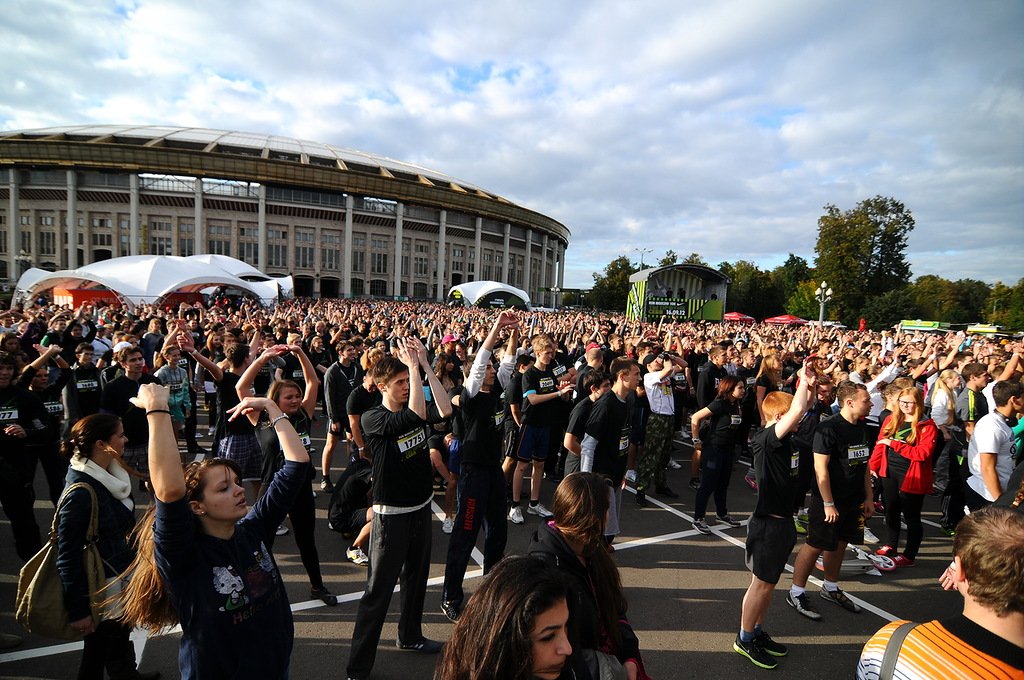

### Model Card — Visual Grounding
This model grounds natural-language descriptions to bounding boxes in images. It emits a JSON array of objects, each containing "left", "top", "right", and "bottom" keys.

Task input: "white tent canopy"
[
  {"left": 447, "top": 281, "right": 532, "bottom": 309},
  {"left": 14, "top": 255, "right": 291, "bottom": 309}
]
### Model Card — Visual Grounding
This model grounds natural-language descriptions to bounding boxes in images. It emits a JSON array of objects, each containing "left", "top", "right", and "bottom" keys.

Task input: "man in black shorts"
[
  {"left": 788, "top": 381, "right": 874, "bottom": 620},
  {"left": 736, "top": 367, "right": 814, "bottom": 669}
]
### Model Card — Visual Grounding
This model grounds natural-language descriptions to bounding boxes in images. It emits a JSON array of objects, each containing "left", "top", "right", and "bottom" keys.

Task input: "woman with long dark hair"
[
  {"left": 690, "top": 375, "right": 747, "bottom": 534},
  {"left": 116, "top": 384, "right": 310, "bottom": 679},
  {"left": 869, "top": 386, "right": 938, "bottom": 566},
  {"left": 57, "top": 413, "right": 157, "bottom": 680},
  {"left": 435, "top": 555, "right": 575, "bottom": 680},
  {"left": 527, "top": 472, "right": 647, "bottom": 680}
]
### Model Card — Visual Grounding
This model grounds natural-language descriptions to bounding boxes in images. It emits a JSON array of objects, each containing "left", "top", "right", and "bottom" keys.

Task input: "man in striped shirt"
[{"left": 856, "top": 506, "right": 1024, "bottom": 679}]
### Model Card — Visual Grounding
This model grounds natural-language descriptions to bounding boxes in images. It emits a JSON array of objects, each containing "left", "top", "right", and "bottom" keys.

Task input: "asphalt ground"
[{"left": 0, "top": 412, "right": 963, "bottom": 679}]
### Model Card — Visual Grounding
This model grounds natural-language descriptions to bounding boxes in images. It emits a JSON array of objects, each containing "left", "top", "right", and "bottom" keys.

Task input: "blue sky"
[{"left": 2, "top": 0, "right": 1021, "bottom": 289}]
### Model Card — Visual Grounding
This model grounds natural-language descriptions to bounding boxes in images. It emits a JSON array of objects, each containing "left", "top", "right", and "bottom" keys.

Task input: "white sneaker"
[
  {"left": 527, "top": 502, "right": 554, "bottom": 518},
  {"left": 863, "top": 527, "right": 879, "bottom": 544},
  {"left": 346, "top": 546, "right": 369, "bottom": 565},
  {"left": 207, "top": 427, "right": 216, "bottom": 436},
  {"left": 624, "top": 469, "right": 637, "bottom": 483},
  {"left": 442, "top": 517, "right": 454, "bottom": 534},
  {"left": 668, "top": 459, "right": 683, "bottom": 470},
  {"left": 275, "top": 524, "right": 289, "bottom": 536},
  {"left": 508, "top": 506, "right": 524, "bottom": 524}
]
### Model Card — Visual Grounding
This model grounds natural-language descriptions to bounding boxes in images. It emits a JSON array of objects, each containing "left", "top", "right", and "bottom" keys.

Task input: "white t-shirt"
[
  {"left": 644, "top": 371, "right": 675, "bottom": 416},
  {"left": 966, "top": 411, "right": 1017, "bottom": 501},
  {"left": 930, "top": 388, "right": 954, "bottom": 427}
]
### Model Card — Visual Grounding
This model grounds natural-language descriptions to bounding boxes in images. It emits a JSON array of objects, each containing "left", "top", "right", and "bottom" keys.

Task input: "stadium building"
[{"left": 0, "top": 125, "right": 570, "bottom": 302}]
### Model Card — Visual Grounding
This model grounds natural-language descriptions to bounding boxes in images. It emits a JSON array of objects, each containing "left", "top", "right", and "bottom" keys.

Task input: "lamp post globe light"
[
  {"left": 634, "top": 247, "right": 653, "bottom": 269},
  {"left": 816, "top": 281, "right": 833, "bottom": 324},
  {"left": 550, "top": 286, "right": 560, "bottom": 310}
]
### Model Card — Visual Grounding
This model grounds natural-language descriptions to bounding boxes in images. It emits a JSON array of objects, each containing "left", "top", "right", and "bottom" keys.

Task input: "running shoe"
[
  {"left": 716, "top": 514, "right": 742, "bottom": 528},
  {"left": 440, "top": 600, "right": 461, "bottom": 622},
  {"left": 797, "top": 509, "right": 809, "bottom": 523},
  {"left": 733, "top": 635, "right": 778, "bottom": 670},
  {"left": 794, "top": 516, "right": 807, "bottom": 535},
  {"left": 875, "top": 545, "right": 895, "bottom": 557},
  {"left": 819, "top": 587, "right": 862, "bottom": 613},
  {"left": 863, "top": 527, "right": 880, "bottom": 544},
  {"left": 891, "top": 555, "right": 915, "bottom": 568},
  {"left": 786, "top": 591, "right": 821, "bottom": 621},
  {"left": 442, "top": 517, "right": 454, "bottom": 534},
  {"left": 624, "top": 469, "right": 637, "bottom": 483},
  {"left": 508, "top": 506, "right": 525, "bottom": 524},
  {"left": 668, "top": 459, "right": 683, "bottom": 469},
  {"left": 346, "top": 546, "right": 370, "bottom": 565},
  {"left": 396, "top": 638, "right": 444, "bottom": 653},
  {"left": 310, "top": 586, "right": 338, "bottom": 606},
  {"left": 692, "top": 518, "right": 711, "bottom": 535},
  {"left": 635, "top": 490, "right": 648, "bottom": 507},
  {"left": 275, "top": 524, "right": 289, "bottom": 536},
  {"left": 940, "top": 525, "right": 956, "bottom": 537},
  {"left": 689, "top": 477, "right": 700, "bottom": 491},
  {"left": 527, "top": 502, "right": 554, "bottom": 518},
  {"left": 755, "top": 631, "right": 788, "bottom": 657}
]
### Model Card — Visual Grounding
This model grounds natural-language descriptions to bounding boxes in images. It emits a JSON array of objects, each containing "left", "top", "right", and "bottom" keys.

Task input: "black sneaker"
[
  {"left": 397, "top": 638, "right": 444, "bottom": 653},
  {"left": 689, "top": 478, "right": 700, "bottom": 491},
  {"left": 819, "top": 586, "right": 862, "bottom": 613},
  {"left": 635, "top": 490, "right": 648, "bottom": 507},
  {"left": 754, "top": 631, "right": 788, "bottom": 657},
  {"left": 310, "top": 586, "right": 338, "bottom": 606},
  {"left": 716, "top": 514, "right": 742, "bottom": 528},
  {"left": 733, "top": 635, "right": 778, "bottom": 670},
  {"left": 786, "top": 591, "right": 822, "bottom": 621},
  {"left": 440, "top": 600, "right": 461, "bottom": 622}
]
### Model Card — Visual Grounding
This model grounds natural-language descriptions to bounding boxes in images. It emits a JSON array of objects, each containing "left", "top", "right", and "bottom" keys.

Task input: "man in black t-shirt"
[
  {"left": 735, "top": 368, "right": 814, "bottom": 669},
  {"left": 441, "top": 312, "right": 519, "bottom": 621},
  {"left": 321, "top": 341, "right": 363, "bottom": 490},
  {"left": 581, "top": 357, "right": 639, "bottom": 544},
  {"left": 100, "top": 346, "right": 161, "bottom": 476},
  {"left": 564, "top": 370, "right": 611, "bottom": 476},
  {"left": 347, "top": 338, "right": 452, "bottom": 680},
  {"left": 693, "top": 345, "right": 729, "bottom": 487},
  {"left": 345, "top": 372, "right": 382, "bottom": 462},
  {"left": 788, "top": 381, "right": 874, "bottom": 622}
]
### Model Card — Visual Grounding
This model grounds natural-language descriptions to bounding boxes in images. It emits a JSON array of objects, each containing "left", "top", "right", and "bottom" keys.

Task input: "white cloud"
[{"left": 1, "top": 0, "right": 1021, "bottom": 290}]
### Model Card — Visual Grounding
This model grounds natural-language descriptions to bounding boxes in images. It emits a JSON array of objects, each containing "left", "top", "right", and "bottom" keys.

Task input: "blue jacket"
[{"left": 56, "top": 468, "right": 136, "bottom": 620}]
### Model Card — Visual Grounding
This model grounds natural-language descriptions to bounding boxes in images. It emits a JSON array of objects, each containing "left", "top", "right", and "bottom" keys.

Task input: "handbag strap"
[
  {"left": 879, "top": 621, "right": 918, "bottom": 680},
  {"left": 49, "top": 482, "right": 100, "bottom": 545}
]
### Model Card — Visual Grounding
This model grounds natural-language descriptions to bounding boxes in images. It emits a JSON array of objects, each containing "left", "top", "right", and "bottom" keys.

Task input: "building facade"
[{"left": 0, "top": 126, "right": 570, "bottom": 304}]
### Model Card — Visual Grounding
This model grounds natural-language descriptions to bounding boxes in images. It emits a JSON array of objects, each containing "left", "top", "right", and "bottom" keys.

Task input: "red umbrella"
[
  {"left": 723, "top": 312, "right": 755, "bottom": 323},
  {"left": 764, "top": 314, "right": 809, "bottom": 325}
]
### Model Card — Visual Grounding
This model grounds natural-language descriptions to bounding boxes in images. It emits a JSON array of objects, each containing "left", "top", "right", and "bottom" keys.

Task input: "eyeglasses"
[{"left": 898, "top": 400, "right": 916, "bottom": 407}]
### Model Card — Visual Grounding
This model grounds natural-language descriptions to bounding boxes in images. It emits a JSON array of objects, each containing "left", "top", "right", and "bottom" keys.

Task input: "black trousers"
[
  {"left": 442, "top": 464, "right": 508, "bottom": 607},
  {"left": 694, "top": 443, "right": 734, "bottom": 520},
  {"left": 347, "top": 504, "right": 432, "bottom": 678},
  {"left": 77, "top": 619, "right": 135, "bottom": 680},
  {"left": 940, "top": 444, "right": 968, "bottom": 528},
  {"left": 0, "top": 453, "right": 42, "bottom": 561},
  {"left": 267, "top": 475, "right": 325, "bottom": 590},
  {"left": 880, "top": 475, "right": 925, "bottom": 560}
]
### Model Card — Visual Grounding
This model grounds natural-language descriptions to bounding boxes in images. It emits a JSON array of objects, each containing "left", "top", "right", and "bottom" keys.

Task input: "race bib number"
[
  {"left": 292, "top": 370, "right": 304, "bottom": 380},
  {"left": 538, "top": 377, "right": 554, "bottom": 391},
  {"left": 76, "top": 379, "right": 98, "bottom": 391},
  {"left": 848, "top": 445, "right": 869, "bottom": 465},
  {"left": 552, "top": 364, "right": 566, "bottom": 377},
  {"left": 299, "top": 433, "right": 313, "bottom": 452},
  {"left": 0, "top": 407, "right": 19, "bottom": 422},
  {"left": 397, "top": 426, "right": 427, "bottom": 457},
  {"left": 45, "top": 401, "right": 63, "bottom": 414},
  {"left": 730, "top": 414, "right": 742, "bottom": 426},
  {"left": 493, "top": 411, "right": 505, "bottom": 428},
  {"left": 618, "top": 427, "right": 630, "bottom": 452},
  {"left": 746, "top": 377, "right": 756, "bottom": 385},
  {"left": 791, "top": 449, "right": 800, "bottom": 471}
]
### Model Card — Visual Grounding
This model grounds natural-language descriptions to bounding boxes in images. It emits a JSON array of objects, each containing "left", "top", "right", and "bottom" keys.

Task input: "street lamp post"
[
  {"left": 816, "top": 281, "right": 833, "bottom": 324},
  {"left": 634, "top": 247, "right": 653, "bottom": 269},
  {"left": 550, "top": 286, "right": 560, "bottom": 310}
]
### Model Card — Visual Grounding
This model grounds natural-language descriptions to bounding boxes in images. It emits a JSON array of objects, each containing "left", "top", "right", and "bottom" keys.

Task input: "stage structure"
[
  {"left": 626, "top": 264, "right": 730, "bottom": 322},
  {"left": 446, "top": 280, "right": 531, "bottom": 309}
]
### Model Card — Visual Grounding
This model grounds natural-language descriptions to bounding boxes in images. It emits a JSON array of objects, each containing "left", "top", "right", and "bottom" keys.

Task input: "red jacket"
[{"left": 869, "top": 416, "right": 938, "bottom": 495}]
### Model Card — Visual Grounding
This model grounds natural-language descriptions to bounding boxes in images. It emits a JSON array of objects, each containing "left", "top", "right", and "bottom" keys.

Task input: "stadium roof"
[{"left": 0, "top": 125, "right": 569, "bottom": 242}]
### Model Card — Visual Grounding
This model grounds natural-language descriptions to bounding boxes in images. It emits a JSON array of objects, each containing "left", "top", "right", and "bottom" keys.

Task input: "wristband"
[
  {"left": 146, "top": 409, "right": 171, "bottom": 416},
  {"left": 823, "top": 501, "right": 835, "bottom": 507},
  {"left": 269, "top": 414, "right": 289, "bottom": 428}
]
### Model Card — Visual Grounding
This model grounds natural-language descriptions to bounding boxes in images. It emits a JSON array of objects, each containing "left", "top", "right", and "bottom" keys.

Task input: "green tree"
[
  {"left": 786, "top": 279, "right": 823, "bottom": 320},
  {"left": 949, "top": 279, "right": 991, "bottom": 323},
  {"left": 682, "top": 252, "right": 708, "bottom": 266},
  {"left": 861, "top": 286, "right": 923, "bottom": 330},
  {"left": 771, "top": 253, "right": 812, "bottom": 303},
  {"left": 814, "top": 196, "right": 915, "bottom": 323},
  {"left": 589, "top": 255, "right": 638, "bottom": 311},
  {"left": 718, "top": 260, "right": 785, "bottom": 318},
  {"left": 658, "top": 250, "right": 679, "bottom": 268},
  {"left": 987, "top": 278, "right": 1024, "bottom": 330}
]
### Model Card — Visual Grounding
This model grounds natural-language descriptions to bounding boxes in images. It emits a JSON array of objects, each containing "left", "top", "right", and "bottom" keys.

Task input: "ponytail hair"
[{"left": 118, "top": 458, "right": 242, "bottom": 632}]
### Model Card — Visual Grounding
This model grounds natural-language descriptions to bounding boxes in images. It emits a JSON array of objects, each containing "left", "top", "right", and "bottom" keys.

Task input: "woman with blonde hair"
[
  {"left": 869, "top": 387, "right": 939, "bottom": 567},
  {"left": 117, "top": 384, "right": 310, "bottom": 679}
]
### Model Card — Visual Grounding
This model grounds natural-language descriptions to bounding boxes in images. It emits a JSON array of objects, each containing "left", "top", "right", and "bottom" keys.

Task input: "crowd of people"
[{"left": 0, "top": 295, "right": 1021, "bottom": 679}]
